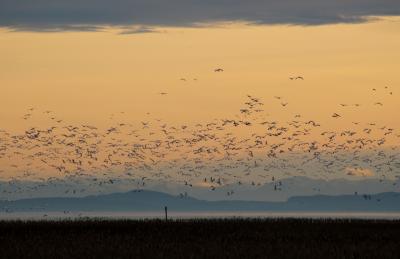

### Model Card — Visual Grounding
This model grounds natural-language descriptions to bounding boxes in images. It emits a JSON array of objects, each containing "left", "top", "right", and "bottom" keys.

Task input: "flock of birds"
[{"left": 0, "top": 69, "right": 399, "bottom": 198}]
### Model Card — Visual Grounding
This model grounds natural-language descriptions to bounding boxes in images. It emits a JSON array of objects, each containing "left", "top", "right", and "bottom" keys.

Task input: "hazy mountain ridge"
[
  {"left": 1, "top": 190, "right": 400, "bottom": 212},
  {"left": 1, "top": 176, "right": 399, "bottom": 202}
]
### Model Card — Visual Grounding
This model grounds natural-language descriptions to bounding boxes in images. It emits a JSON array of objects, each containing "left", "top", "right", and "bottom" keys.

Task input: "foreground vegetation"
[{"left": 0, "top": 218, "right": 399, "bottom": 259}]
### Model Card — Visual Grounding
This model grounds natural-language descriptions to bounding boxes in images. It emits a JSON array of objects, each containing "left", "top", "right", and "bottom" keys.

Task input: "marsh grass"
[{"left": 0, "top": 218, "right": 399, "bottom": 259}]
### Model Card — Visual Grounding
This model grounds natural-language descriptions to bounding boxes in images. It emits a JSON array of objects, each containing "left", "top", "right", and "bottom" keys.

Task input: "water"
[{"left": 1, "top": 211, "right": 400, "bottom": 220}]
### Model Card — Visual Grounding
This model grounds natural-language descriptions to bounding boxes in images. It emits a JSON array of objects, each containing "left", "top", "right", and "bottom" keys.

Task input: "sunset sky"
[
  {"left": 0, "top": 1, "right": 399, "bottom": 197},
  {"left": 1, "top": 13, "right": 399, "bottom": 130}
]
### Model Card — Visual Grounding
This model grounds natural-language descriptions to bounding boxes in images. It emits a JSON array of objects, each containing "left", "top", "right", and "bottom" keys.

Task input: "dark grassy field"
[{"left": 0, "top": 218, "right": 399, "bottom": 259}]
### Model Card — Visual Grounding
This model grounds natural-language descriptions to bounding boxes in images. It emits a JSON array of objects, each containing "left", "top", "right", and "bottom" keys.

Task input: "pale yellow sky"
[
  {"left": 0, "top": 18, "right": 400, "bottom": 182},
  {"left": 1, "top": 18, "right": 399, "bottom": 132}
]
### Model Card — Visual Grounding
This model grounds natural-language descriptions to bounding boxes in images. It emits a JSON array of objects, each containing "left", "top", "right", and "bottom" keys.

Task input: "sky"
[{"left": 0, "top": 1, "right": 400, "bottom": 199}]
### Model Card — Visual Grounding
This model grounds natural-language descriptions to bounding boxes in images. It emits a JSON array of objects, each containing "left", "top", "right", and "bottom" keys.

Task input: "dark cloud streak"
[
  {"left": 0, "top": 0, "right": 399, "bottom": 32},
  {"left": 118, "top": 26, "right": 161, "bottom": 35}
]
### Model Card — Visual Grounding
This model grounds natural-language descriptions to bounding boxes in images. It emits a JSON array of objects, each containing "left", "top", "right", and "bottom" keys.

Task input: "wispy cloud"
[
  {"left": 0, "top": 0, "right": 399, "bottom": 32},
  {"left": 118, "top": 26, "right": 161, "bottom": 35}
]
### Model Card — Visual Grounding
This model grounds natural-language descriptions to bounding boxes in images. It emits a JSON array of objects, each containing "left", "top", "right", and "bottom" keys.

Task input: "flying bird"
[{"left": 289, "top": 76, "right": 304, "bottom": 80}]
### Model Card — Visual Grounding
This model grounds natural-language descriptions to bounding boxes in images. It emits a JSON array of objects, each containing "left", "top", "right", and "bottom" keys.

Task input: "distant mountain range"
[
  {"left": 1, "top": 190, "right": 400, "bottom": 212},
  {"left": 1, "top": 176, "right": 399, "bottom": 202}
]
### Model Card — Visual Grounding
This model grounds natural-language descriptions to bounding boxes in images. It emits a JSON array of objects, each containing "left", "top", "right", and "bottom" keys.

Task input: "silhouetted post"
[{"left": 164, "top": 206, "right": 168, "bottom": 221}]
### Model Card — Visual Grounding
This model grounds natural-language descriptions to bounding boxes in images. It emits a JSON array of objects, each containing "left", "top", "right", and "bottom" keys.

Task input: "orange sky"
[
  {"left": 1, "top": 17, "right": 399, "bottom": 132},
  {"left": 0, "top": 17, "right": 400, "bottom": 182}
]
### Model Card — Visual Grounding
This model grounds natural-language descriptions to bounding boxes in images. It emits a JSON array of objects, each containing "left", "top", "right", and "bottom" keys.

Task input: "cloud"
[
  {"left": 0, "top": 0, "right": 399, "bottom": 32},
  {"left": 7, "top": 24, "right": 103, "bottom": 32},
  {"left": 118, "top": 26, "right": 161, "bottom": 35},
  {"left": 346, "top": 167, "right": 375, "bottom": 177}
]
